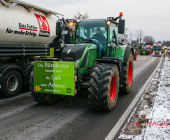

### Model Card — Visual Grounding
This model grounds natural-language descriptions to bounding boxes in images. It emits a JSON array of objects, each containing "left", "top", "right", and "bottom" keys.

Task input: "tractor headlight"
[
  {"left": 75, "top": 60, "right": 80, "bottom": 68},
  {"left": 107, "top": 21, "right": 111, "bottom": 25}
]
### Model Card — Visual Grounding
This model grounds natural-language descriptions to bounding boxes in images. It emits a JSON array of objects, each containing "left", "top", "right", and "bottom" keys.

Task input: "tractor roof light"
[
  {"left": 119, "top": 12, "right": 123, "bottom": 17},
  {"left": 69, "top": 21, "right": 74, "bottom": 26},
  {"left": 66, "top": 19, "right": 76, "bottom": 26},
  {"left": 107, "top": 17, "right": 114, "bottom": 25}
]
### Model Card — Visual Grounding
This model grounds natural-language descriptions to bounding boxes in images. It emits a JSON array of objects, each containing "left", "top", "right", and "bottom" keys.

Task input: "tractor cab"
[
  {"left": 142, "top": 47, "right": 147, "bottom": 51},
  {"left": 61, "top": 13, "right": 125, "bottom": 69},
  {"left": 74, "top": 19, "right": 108, "bottom": 57}
]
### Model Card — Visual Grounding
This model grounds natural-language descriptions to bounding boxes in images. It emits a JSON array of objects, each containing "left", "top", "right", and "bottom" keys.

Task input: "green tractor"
[
  {"left": 140, "top": 46, "right": 150, "bottom": 55},
  {"left": 30, "top": 13, "right": 134, "bottom": 111}
]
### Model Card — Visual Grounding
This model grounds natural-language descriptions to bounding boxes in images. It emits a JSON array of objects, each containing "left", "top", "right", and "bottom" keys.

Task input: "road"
[{"left": 0, "top": 55, "right": 161, "bottom": 140}]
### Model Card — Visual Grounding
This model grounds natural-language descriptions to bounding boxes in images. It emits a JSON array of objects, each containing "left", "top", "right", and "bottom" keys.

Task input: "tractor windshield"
[
  {"left": 142, "top": 47, "right": 147, "bottom": 50},
  {"left": 153, "top": 46, "right": 161, "bottom": 51},
  {"left": 75, "top": 19, "right": 107, "bottom": 51}
]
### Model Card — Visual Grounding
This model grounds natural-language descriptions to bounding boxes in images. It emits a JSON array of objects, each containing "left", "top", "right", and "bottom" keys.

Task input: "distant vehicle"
[
  {"left": 162, "top": 47, "right": 165, "bottom": 53},
  {"left": 131, "top": 40, "right": 139, "bottom": 48},
  {"left": 145, "top": 45, "right": 152, "bottom": 54},
  {"left": 152, "top": 43, "right": 162, "bottom": 57},
  {"left": 140, "top": 46, "right": 150, "bottom": 55}
]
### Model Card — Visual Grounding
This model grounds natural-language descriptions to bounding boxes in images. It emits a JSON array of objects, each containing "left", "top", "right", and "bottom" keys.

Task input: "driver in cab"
[{"left": 91, "top": 28, "right": 105, "bottom": 44}]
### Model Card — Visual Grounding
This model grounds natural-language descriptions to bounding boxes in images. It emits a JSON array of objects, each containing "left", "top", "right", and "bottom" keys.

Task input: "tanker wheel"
[
  {"left": 88, "top": 64, "right": 119, "bottom": 111},
  {"left": 120, "top": 51, "right": 134, "bottom": 94},
  {"left": 0, "top": 71, "right": 22, "bottom": 98},
  {"left": 29, "top": 71, "right": 61, "bottom": 104}
]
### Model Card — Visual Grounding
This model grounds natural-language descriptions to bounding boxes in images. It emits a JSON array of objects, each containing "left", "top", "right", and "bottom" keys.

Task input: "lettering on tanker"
[
  {"left": 6, "top": 28, "right": 37, "bottom": 37},
  {"left": 19, "top": 23, "right": 38, "bottom": 31}
]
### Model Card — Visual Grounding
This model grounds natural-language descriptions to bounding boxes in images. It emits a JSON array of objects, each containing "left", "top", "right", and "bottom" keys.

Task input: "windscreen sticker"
[{"left": 34, "top": 14, "right": 50, "bottom": 37}]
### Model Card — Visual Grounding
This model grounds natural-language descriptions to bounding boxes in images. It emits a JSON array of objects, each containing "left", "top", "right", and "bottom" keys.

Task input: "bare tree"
[
  {"left": 74, "top": 11, "right": 89, "bottom": 21},
  {"left": 124, "top": 28, "right": 129, "bottom": 39},
  {"left": 128, "top": 30, "right": 134, "bottom": 43},
  {"left": 156, "top": 41, "right": 162, "bottom": 44},
  {"left": 135, "top": 30, "right": 145, "bottom": 47},
  {"left": 143, "top": 36, "right": 155, "bottom": 45},
  {"left": 163, "top": 41, "right": 170, "bottom": 46}
]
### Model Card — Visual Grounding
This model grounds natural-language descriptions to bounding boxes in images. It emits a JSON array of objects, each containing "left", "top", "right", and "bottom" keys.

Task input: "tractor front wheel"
[
  {"left": 29, "top": 71, "right": 62, "bottom": 104},
  {"left": 88, "top": 64, "right": 119, "bottom": 111},
  {"left": 120, "top": 51, "right": 134, "bottom": 94}
]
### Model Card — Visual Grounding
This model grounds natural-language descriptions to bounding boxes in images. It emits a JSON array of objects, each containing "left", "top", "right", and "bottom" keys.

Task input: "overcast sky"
[{"left": 24, "top": 0, "right": 170, "bottom": 42}]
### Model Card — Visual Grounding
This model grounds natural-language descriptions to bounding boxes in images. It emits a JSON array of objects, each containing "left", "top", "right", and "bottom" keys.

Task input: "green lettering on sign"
[{"left": 34, "top": 61, "right": 74, "bottom": 96}]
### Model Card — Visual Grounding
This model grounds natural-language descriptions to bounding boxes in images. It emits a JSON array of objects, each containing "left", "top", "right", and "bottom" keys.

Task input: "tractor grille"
[{"left": 155, "top": 53, "right": 159, "bottom": 55}]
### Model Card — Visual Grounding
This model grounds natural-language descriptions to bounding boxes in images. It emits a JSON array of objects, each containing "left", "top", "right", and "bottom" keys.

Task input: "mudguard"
[
  {"left": 114, "top": 45, "right": 134, "bottom": 64},
  {"left": 123, "top": 45, "right": 134, "bottom": 63}
]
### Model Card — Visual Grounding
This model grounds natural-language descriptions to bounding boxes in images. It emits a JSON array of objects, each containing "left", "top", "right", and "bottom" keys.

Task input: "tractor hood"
[{"left": 61, "top": 45, "right": 87, "bottom": 61}]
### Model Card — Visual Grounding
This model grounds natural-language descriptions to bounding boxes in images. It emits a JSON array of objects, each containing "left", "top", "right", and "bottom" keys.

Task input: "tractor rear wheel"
[
  {"left": 88, "top": 64, "right": 119, "bottom": 111},
  {"left": 29, "top": 71, "right": 62, "bottom": 104},
  {"left": 120, "top": 51, "right": 134, "bottom": 94}
]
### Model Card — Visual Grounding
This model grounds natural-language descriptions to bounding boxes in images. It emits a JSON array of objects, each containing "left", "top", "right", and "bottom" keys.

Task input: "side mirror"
[
  {"left": 56, "top": 22, "right": 61, "bottom": 35},
  {"left": 118, "top": 19, "right": 125, "bottom": 34}
]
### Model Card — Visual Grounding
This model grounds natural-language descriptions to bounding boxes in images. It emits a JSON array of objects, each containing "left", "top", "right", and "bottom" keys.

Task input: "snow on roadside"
[
  {"left": 143, "top": 55, "right": 170, "bottom": 140},
  {"left": 118, "top": 55, "right": 170, "bottom": 140}
]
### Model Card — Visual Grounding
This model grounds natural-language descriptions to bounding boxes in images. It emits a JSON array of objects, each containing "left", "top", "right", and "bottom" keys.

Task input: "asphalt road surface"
[{"left": 0, "top": 55, "right": 161, "bottom": 140}]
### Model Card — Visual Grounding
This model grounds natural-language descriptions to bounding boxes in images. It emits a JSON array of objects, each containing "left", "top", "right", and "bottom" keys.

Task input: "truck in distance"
[{"left": 152, "top": 43, "right": 162, "bottom": 57}]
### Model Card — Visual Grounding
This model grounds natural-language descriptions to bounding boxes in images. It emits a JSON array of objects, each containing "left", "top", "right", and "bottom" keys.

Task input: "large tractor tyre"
[
  {"left": 29, "top": 71, "right": 61, "bottom": 104},
  {"left": 88, "top": 64, "right": 119, "bottom": 111},
  {"left": 0, "top": 71, "right": 22, "bottom": 98},
  {"left": 120, "top": 52, "right": 134, "bottom": 94}
]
